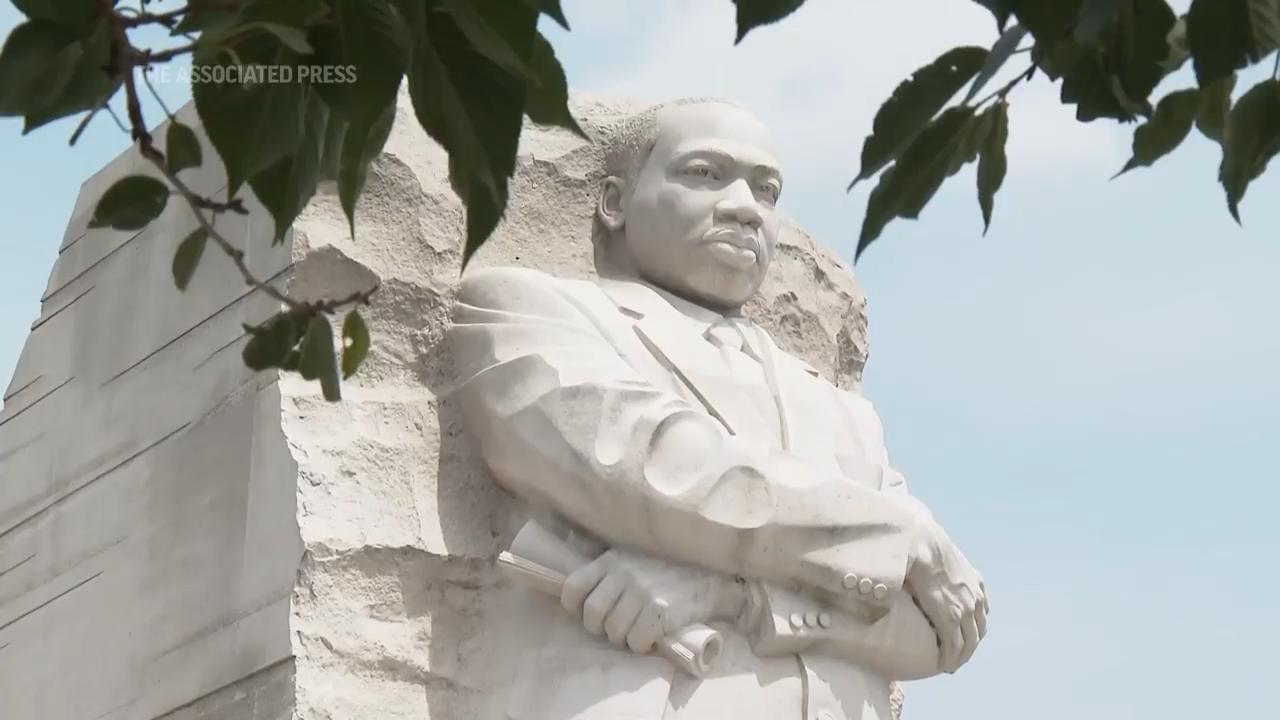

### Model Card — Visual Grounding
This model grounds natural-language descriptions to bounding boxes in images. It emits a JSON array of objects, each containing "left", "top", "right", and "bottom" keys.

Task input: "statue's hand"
[
  {"left": 561, "top": 548, "right": 746, "bottom": 654},
  {"left": 905, "top": 520, "right": 990, "bottom": 674}
]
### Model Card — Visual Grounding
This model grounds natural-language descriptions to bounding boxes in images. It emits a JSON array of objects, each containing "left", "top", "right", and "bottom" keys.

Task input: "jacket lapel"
[
  {"left": 755, "top": 325, "right": 833, "bottom": 459},
  {"left": 598, "top": 278, "right": 774, "bottom": 441}
]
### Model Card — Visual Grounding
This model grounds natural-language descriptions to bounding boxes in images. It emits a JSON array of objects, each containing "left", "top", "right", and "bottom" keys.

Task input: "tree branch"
[
  {"left": 100, "top": 0, "right": 379, "bottom": 318},
  {"left": 976, "top": 64, "right": 1036, "bottom": 107}
]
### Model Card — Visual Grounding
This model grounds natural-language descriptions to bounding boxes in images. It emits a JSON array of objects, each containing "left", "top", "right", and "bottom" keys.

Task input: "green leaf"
[
  {"left": 241, "top": 22, "right": 315, "bottom": 55},
  {"left": 171, "top": 7, "right": 237, "bottom": 36},
  {"left": 319, "top": 113, "right": 348, "bottom": 181},
  {"left": 522, "top": 0, "right": 571, "bottom": 29},
  {"left": 299, "top": 315, "right": 341, "bottom": 401},
  {"left": 1219, "top": 79, "right": 1280, "bottom": 223},
  {"left": 1050, "top": 40, "right": 1134, "bottom": 121},
  {"left": 1161, "top": 15, "right": 1190, "bottom": 74},
  {"left": 0, "top": 20, "right": 81, "bottom": 116},
  {"left": 857, "top": 107, "right": 979, "bottom": 259},
  {"left": 850, "top": 46, "right": 988, "bottom": 189},
  {"left": 1196, "top": 74, "right": 1237, "bottom": 145},
  {"left": 193, "top": 0, "right": 324, "bottom": 43},
  {"left": 407, "top": 0, "right": 536, "bottom": 263},
  {"left": 1076, "top": 0, "right": 1124, "bottom": 44},
  {"left": 11, "top": 0, "right": 96, "bottom": 36},
  {"left": 165, "top": 122, "right": 204, "bottom": 175},
  {"left": 192, "top": 33, "right": 307, "bottom": 198},
  {"left": 524, "top": 32, "right": 585, "bottom": 138},
  {"left": 172, "top": 228, "right": 208, "bottom": 291},
  {"left": 236, "top": 0, "right": 325, "bottom": 27},
  {"left": 341, "top": 310, "right": 370, "bottom": 379},
  {"left": 459, "top": 174, "right": 507, "bottom": 265},
  {"left": 1112, "top": 0, "right": 1177, "bottom": 112},
  {"left": 307, "top": 0, "right": 406, "bottom": 237},
  {"left": 965, "top": 24, "right": 1030, "bottom": 104},
  {"left": 243, "top": 311, "right": 308, "bottom": 371},
  {"left": 1047, "top": 0, "right": 1177, "bottom": 123},
  {"left": 895, "top": 108, "right": 981, "bottom": 218},
  {"left": 308, "top": 0, "right": 407, "bottom": 127},
  {"left": 977, "top": 101, "right": 1010, "bottom": 233},
  {"left": 1013, "top": 0, "right": 1084, "bottom": 47},
  {"left": 20, "top": 18, "right": 119, "bottom": 134},
  {"left": 444, "top": 0, "right": 532, "bottom": 77},
  {"left": 1247, "top": 0, "right": 1280, "bottom": 56},
  {"left": 250, "top": 92, "right": 330, "bottom": 243},
  {"left": 88, "top": 176, "right": 170, "bottom": 231},
  {"left": 1187, "top": 0, "right": 1256, "bottom": 87},
  {"left": 731, "top": 0, "right": 807, "bottom": 43},
  {"left": 858, "top": 165, "right": 900, "bottom": 261},
  {"left": 337, "top": 102, "right": 396, "bottom": 238},
  {"left": 1115, "top": 88, "right": 1200, "bottom": 176},
  {"left": 973, "top": 0, "right": 1015, "bottom": 30}
]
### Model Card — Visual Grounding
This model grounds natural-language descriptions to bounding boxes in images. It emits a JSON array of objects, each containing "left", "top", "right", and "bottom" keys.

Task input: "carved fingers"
[
  {"left": 906, "top": 522, "right": 989, "bottom": 675},
  {"left": 559, "top": 548, "right": 719, "bottom": 654}
]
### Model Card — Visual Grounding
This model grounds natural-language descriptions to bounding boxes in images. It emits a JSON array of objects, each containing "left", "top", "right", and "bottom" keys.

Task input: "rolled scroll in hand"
[{"left": 496, "top": 520, "right": 723, "bottom": 677}]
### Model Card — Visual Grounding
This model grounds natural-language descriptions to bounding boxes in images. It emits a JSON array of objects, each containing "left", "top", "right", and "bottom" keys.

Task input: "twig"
[
  {"left": 101, "top": 0, "right": 379, "bottom": 320},
  {"left": 141, "top": 67, "right": 175, "bottom": 120},
  {"left": 104, "top": 104, "right": 130, "bottom": 134},
  {"left": 976, "top": 64, "right": 1036, "bottom": 107},
  {"left": 69, "top": 92, "right": 117, "bottom": 145},
  {"left": 120, "top": 7, "right": 188, "bottom": 28},
  {"left": 1273, "top": 50, "right": 1279, "bottom": 80},
  {"left": 138, "top": 42, "right": 199, "bottom": 64}
]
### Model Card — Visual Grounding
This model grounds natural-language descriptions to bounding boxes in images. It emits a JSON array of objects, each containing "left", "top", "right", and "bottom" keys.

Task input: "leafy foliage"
[
  {"left": 1196, "top": 75, "right": 1238, "bottom": 144},
  {"left": 1220, "top": 79, "right": 1280, "bottom": 222},
  {"left": 977, "top": 101, "right": 1009, "bottom": 233},
  {"left": 850, "top": 46, "right": 989, "bottom": 188},
  {"left": 89, "top": 176, "right": 170, "bottom": 231},
  {"left": 732, "top": 0, "right": 808, "bottom": 42},
  {"left": 1187, "top": 0, "right": 1279, "bottom": 86},
  {"left": 341, "top": 310, "right": 370, "bottom": 379},
  {"left": 299, "top": 314, "right": 341, "bottom": 401},
  {"left": 4, "top": 0, "right": 1280, "bottom": 402},
  {"left": 172, "top": 228, "right": 208, "bottom": 291},
  {"left": 165, "top": 122, "right": 204, "bottom": 175},
  {"left": 1116, "top": 88, "right": 1201, "bottom": 176}
]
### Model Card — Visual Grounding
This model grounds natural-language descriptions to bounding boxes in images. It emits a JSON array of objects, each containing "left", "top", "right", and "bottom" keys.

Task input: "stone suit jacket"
[{"left": 447, "top": 267, "right": 941, "bottom": 720}]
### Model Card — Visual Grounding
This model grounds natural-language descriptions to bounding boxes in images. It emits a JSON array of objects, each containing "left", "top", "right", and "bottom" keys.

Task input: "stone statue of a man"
[{"left": 447, "top": 99, "right": 989, "bottom": 720}]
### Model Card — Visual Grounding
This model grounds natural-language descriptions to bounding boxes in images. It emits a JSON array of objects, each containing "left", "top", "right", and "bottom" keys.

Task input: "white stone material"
[{"left": 0, "top": 92, "right": 946, "bottom": 719}]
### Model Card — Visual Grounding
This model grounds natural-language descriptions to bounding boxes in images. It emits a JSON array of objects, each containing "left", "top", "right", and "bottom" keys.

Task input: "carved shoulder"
[
  {"left": 452, "top": 266, "right": 619, "bottom": 340},
  {"left": 455, "top": 266, "right": 566, "bottom": 312}
]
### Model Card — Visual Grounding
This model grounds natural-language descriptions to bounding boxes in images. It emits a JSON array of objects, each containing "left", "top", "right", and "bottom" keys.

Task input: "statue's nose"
[{"left": 714, "top": 180, "right": 764, "bottom": 229}]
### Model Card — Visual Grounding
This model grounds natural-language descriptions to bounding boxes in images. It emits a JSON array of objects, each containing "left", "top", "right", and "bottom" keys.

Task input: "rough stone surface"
[{"left": 0, "top": 92, "right": 890, "bottom": 719}]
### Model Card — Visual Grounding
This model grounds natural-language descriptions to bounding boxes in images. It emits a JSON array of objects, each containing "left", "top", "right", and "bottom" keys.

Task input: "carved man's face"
[{"left": 602, "top": 103, "right": 783, "bottom": 312}]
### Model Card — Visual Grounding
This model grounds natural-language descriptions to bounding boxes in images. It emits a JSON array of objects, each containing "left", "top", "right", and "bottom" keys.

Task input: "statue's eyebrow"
[{"left": 671, "top": 147, "right": 782, "bottom": 180}]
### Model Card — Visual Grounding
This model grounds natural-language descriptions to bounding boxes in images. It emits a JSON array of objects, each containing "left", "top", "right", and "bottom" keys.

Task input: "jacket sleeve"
[
  {"left": 445, "top": 267, "right": 921, "bottom": 606},
  {"left": 740, "top": 580, "right": 940, "bottom": 681}
]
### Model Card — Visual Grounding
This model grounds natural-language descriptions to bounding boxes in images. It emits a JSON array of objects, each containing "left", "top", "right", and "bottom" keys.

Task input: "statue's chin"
[{"left": 670, "top": 275, "right": 759, "bottom": 314}]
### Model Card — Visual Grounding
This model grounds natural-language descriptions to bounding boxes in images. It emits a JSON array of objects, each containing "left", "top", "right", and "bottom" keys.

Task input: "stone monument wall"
[{"left": 0, "top": 92, "right": 879, "bottom": 719}]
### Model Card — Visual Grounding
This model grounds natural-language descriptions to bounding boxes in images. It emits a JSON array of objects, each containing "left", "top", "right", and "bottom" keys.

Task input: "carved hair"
[
  {"left": 591, "top": 97, "right": 746, "bottom": 273},
  {"left": 603, "top": 96, "right": 744, "bottom": 188}
]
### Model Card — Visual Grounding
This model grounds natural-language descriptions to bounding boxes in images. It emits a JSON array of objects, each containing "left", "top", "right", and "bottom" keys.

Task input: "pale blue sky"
[{"left": 3, "top": 1, "right": 1278, "bottom": 718}]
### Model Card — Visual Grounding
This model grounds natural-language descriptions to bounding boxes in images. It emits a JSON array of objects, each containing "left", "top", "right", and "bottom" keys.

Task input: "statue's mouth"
[{"left": 703, "top": 226, "right": 761, "bottom": 268}]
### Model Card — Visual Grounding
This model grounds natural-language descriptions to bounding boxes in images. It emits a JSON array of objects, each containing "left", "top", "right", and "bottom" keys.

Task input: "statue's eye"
[
  {"left": 685, "top": 164, "right": 717, "bottom": 179},
  {"left": 759, "top": 181, "right": 781, "bottom": 202}
]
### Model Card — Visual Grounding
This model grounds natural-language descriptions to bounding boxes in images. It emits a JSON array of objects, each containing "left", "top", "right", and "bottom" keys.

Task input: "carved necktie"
[
  {"left": 704, "top": 317, "right": 781, "bottom": 442},
  {"left": 704, "top": 317, "right": 761, "bottom": 362}
]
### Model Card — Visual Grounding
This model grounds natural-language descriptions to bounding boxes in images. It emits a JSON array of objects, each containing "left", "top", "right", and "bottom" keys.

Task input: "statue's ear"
[{"left": 597, "top": 176, "right": 626, "bottom": 231}]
